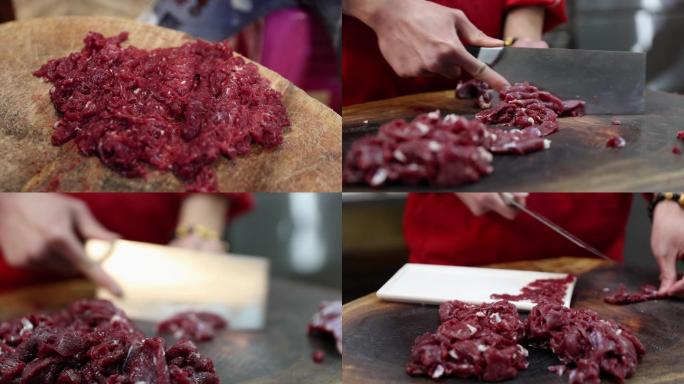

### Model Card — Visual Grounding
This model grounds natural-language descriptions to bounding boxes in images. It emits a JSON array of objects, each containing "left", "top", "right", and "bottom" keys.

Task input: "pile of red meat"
[
  {"left": 342, "top": 111, "right": 494, "bottom": 187},
  {"left": 604, "top": 284, "right": 665, "bottom": 305},
  {"left": 343, "top": 81, "right": 585, "bottom": 187},
  {"left": 34, "top": 32, "right": 289, "bottom": 192},
  {"left": 308, "top": 301, "right": 342, "bottom": 355},
  {"left": 526, "top": 303, "right": 645, "bottom": 384},
  {"left": 157, "top": 311, "right": 227, "bottom": 342},
  {"left": 0, "top": 299, "right": 220, "bottom": 383},
  {"left": 406, "top": 300, "right": 528, "bottom": 381},
  {"left": 407, "top": 300, "right": 645, "bottom": 384},
  {"left": 473, "top": 81, "right": 585, "bottom": 132},
  {"left": 490, "top": 275, "right": 576, "bottom": 305}
]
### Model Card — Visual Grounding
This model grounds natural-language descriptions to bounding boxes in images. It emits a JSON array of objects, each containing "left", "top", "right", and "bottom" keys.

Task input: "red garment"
[
  {"left": 0, "top": 193, "right": 253, "bottom": 292},
  {"left": 403, "top": 193, "right": 632, "bottom": 266},
  {"left": 342, "top": 0, "right": 567, "bottom": 105}
]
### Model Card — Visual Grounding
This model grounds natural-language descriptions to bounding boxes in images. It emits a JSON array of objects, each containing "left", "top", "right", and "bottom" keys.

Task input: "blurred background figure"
[
  {"left": 142, "top": 0, "right": 341, "bottom": 110},
  {"left": 1, "top": 0, "right": 341, "bottom": 111}
]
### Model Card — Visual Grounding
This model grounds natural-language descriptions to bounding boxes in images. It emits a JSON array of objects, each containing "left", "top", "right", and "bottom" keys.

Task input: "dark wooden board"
[
  {"left": 342, "top": 90, "right": 684, "bottom": 191},
  {"left": 342, "top": 265, "right": 684, "bottom": 383},
  {"left": 0, "top": 278, "right": 341, "bottom": 384},
  {"left": 0, "top": 16, "right": 341, "bottom": 192}
]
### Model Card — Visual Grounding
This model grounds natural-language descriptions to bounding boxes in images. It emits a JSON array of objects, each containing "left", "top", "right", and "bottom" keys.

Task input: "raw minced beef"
[
  {"left": 456, "top": 79, "right": 495, "bottom": 109},
  {"left": 475, "top": 82, "right": 585, "bottom": 133},
  {"left": 490, "top": 275, "right": 576, "bottom": 305},
  {"left": 406, "top": 300, "right": 529, "bottom": 382},
  {"left": 604, "top": 284, "right": 665, "bottom": 305},
  {"left": 34, "top": 32, "right": 289, "bottom": 191},
  {"left": 308, "top": 301, "right": 342, "bottom": 354},
  {"left": 342, "top": 111, "right": 494, "bottom": 187},
  {"left": 157, "top": 311, "right": 227, "bottom": 342},
  {"left": 525, "top": 303, "right": 645, "bottom": 384},
  {"left": 0, "top": 299, "right": 220, "bottom": 384},
  {"left": 344, "top": 82, "right": 586, "bottom": 187}
]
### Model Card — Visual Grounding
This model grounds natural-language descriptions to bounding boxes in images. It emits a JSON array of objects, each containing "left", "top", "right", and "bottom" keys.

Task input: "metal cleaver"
[
  {"left": 85, "top": 239, "right": 269, "bottom": 330},
  {"left": 469, "top": 46, "right": 646, "bottom": 114}
]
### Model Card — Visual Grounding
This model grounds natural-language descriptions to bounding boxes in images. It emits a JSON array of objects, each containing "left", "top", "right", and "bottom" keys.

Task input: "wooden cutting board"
[
  {"left": 0, "top": 16, "right": 341, "bottom": 192},
  {"left": 0, "top": 277, "right": 341, "bottom": 384},
  {"left": 343, "top": 90, "right": 684, "bottom": 191},
  {"left": 343, "top": 264, "right": 684, "bottom": 384}
]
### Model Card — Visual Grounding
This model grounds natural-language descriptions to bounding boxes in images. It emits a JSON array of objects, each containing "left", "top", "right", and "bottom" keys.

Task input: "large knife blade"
[
  {"left": 469, "top": 46, "right": 645, "bottom": 114},
  {"left": 85, "top": 239, "right": 269, "bottom": 330},
  {"left": 501, "top": 194, "right": 612, "bottom": 261}
]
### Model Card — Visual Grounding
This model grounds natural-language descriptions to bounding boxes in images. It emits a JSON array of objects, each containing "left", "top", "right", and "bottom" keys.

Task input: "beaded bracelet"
[
  {"left": 648, "top": 192, "right": 684, "bottom": 220},
  {"left": 175, "top": 224, "right": 220, "bottom": 241}
]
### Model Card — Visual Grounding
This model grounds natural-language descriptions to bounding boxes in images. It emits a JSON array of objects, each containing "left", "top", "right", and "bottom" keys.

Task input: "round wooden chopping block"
[{"left": 0, "top": 16, "right": 341, "bottom": 192}]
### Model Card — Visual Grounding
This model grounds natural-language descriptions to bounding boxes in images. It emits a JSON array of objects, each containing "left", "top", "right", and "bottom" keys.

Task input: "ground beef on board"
[
  {"left": 342, "top": 111, "right": 494, "bottom": 187},
  {"left": 0, "top": 299, "right": 220, "bottom": 384},
  {"left": 157, "top": 311, "right": 227, "bottom": 342},
  {"left": 524, "top": 302, "right": 645, "bottom": 384},
  {"left": 308, "top": 300, "right": 342, "bottom": 355},
  {"left": 490, "top": 275, "right": 576, "bottom": 306},
  {"left": 406, "top": 300, "right": 529, "bottom": 382},
  {"left": 34, "top": 31, "right": 289, "bottom": 192}
]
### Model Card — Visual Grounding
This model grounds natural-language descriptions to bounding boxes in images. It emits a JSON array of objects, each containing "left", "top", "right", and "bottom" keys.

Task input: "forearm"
[
  {"left": 177, "top": 195, "right": 229, "bottom": 234},
  {"left": 504, "top": 6, "right": 545, "bottom": 40}
]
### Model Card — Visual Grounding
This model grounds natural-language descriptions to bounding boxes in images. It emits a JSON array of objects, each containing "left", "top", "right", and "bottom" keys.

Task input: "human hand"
[
  {"left": 650, "top": 200, "right": 684, "bottom": 296},
  {"left": 455, "top": 193, "right": 529, "bottom": 220},
  {"left": 0, "top": 194, "right": 122, "bottom": 296},
  {"left": 344, "top": 0, "right": 509, "bottom": 90}
]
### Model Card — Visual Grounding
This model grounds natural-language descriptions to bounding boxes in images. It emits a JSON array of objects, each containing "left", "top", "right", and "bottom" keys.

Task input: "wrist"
[
  {"left": 504, "top": 6, "right": 545, "bottom": 41},
  {"left": 649, "top": 193, "right": 684, "bottom": 220}
]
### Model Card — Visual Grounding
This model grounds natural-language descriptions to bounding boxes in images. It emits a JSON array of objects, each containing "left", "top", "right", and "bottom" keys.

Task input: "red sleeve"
[{"left": 505, "top": 0, "right": 568, "bottom": 32}]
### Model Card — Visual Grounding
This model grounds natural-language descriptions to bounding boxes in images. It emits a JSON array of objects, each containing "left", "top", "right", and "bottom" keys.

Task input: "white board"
[{"left": 377, "top": 263, "right": 575, "bottom": 311}]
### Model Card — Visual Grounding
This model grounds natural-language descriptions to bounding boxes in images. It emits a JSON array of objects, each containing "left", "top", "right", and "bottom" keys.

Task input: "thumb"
[
  {"left": 667, "top": 276, "right": 684, "bottom": 298},
  {"left": 655, "top": 251, "right": 677, "bottom": 294},
  {"left": 73, "top": 204, "right": 120, "bottom": 240},
  {"left": 56, "top": 233, "right": 123, "bottom": 297},
  {"left": 453, "top": 10, "right": 504, "bottom": 47}
]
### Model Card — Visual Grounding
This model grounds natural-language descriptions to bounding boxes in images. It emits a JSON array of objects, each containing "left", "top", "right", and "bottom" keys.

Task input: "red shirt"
[
  {"left": 342, "top": 0, "right": 568, "bottom": 105},
  {"left": 0, "top": 193, "right": 253, "bottom": 292},
  {"left": 403, "top": 193, "right": 632, "bottom": 266}
]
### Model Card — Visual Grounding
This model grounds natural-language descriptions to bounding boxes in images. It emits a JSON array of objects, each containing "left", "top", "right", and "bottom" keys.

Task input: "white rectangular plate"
[{"left": 377, "top": 263, "right": 575, "bottom": 311}]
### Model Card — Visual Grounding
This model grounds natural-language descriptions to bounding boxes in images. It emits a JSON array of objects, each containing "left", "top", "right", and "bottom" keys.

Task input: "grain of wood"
[{"left": 0, "top": 16, "right": 341, "bottom": 192}]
